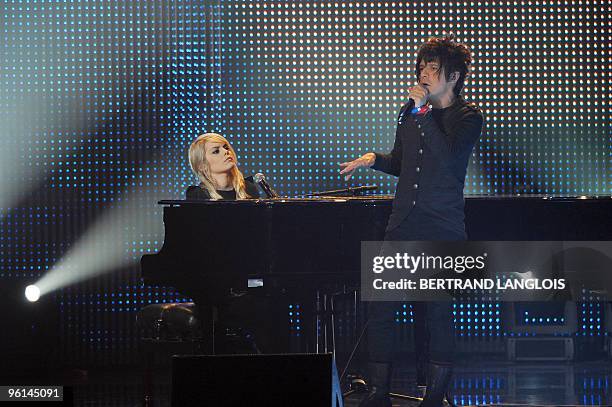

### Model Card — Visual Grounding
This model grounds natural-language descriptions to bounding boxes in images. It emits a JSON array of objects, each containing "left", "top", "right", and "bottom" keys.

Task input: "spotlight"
[{"left": 25, "top": 285, "right": 40, "bottom": 302}]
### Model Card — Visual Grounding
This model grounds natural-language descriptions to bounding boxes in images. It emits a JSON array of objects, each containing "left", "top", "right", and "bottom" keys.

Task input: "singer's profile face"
[{"left": 205, "top": 141, "right": 236, "bottom": 174}]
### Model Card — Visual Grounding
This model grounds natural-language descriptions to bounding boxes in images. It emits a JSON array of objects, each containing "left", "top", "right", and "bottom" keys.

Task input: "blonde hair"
[{"left": 188, "top": 133, "right": 250, "bottom": 199}]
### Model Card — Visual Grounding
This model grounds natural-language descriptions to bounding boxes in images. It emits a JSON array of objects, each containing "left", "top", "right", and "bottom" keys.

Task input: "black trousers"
[
  {"left": 366, "top": 213, "right": 465, "bottom": 365},
  {"left": 367, "top": 299, "right": 455, "bottom": 364}
]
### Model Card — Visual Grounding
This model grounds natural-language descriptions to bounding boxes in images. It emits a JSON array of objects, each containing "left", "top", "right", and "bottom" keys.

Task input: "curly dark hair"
[{"left": 416, "top": 34, "right": 473, "bottom": 96}]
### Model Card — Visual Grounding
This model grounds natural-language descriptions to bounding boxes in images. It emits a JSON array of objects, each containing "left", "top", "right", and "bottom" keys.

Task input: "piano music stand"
[{"left": 304, "top": 185, "right": 378, "bottom": 197}]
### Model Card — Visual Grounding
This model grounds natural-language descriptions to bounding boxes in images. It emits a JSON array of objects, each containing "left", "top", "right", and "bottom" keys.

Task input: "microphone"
[
  {"left": 253, "top": 173, "right": 279, "bottom": 198},
  {"left": 397, "top": 98, "right": 415, "bottom": 125}
]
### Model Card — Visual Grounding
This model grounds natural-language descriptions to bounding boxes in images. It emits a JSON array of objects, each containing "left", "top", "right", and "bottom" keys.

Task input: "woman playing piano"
[
  {"left": 186, "top": 133, "right": 259, "bottom": 200},
  {"left": 184, "top": 133, "right": 283, "bottom": 353}
]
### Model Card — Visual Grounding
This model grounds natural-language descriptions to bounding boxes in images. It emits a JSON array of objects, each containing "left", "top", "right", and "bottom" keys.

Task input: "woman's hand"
[{"left": 339, "top": 153, "right": 376, "bottom": 181}]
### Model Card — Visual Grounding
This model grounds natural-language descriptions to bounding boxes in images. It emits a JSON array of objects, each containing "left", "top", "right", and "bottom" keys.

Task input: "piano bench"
[
  {"left": 137, "top": 302, "right": 205, "bottom": 407},
  {"left": 137, "top": 302, "right": 201, "bottom": 341}
]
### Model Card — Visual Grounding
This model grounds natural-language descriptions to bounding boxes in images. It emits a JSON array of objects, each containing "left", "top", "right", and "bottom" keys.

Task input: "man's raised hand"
[{"left": 339, "top": 153, "right": 376, "bottom": 181}]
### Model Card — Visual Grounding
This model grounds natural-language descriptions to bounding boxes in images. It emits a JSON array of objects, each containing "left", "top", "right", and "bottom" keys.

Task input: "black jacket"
[{"left": 372, "top": 95, "right": 483, "bottom": 234}]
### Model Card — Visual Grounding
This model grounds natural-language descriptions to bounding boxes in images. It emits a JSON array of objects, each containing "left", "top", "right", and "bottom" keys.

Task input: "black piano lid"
[
  {"left": 143, "top": 194, "right": 612, "bottom": 301},
  {"left": 158, "top": 194, "right": 612, "bottom": 206}
]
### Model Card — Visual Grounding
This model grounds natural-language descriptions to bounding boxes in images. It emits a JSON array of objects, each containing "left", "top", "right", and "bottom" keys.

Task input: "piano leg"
[{"left": 192, "top": 302, "right": 218, "bottom": 355}]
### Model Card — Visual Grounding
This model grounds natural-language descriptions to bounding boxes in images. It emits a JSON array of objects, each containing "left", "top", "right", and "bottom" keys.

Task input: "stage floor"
[
  {"left": 22, "top": 359, "right": 611, "bottom": 406},
  {"left": 384, "top": 361, "right": 611, "bottom": 407}
]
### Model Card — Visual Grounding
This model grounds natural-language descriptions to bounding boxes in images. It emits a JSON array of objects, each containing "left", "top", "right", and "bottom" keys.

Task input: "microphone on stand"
[{"left": 253, "top": 172, "right": 279, "bottom": 198}]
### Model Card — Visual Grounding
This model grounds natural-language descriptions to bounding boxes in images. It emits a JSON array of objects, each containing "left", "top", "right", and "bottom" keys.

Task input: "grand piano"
[
  {"left": 142, "top": 196, "right": 391, "bottom": 298},
  {"left": 141, "top": 195, "right": 612, "bottom": 351},
  {"left": 142, "top": 195, "right": 612, "bottom": 293}
]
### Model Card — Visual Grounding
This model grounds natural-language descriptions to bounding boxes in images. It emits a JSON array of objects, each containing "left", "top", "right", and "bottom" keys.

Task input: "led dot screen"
[
  {"left": 0, "top": 0, "right": 610, "bottom": 365},
  {"left": 174, "top": 0, "right": 611, "bottom": 197}
]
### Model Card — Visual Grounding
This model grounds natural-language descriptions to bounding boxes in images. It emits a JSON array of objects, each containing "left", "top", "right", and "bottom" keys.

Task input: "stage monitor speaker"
[{"left": 171, "top": 353, "right": 343, "bottom": 407}]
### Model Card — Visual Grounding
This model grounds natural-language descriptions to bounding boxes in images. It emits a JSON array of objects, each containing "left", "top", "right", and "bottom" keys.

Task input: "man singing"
[{"left": 340, "top": 35, "right": 484, "bottom": 407}]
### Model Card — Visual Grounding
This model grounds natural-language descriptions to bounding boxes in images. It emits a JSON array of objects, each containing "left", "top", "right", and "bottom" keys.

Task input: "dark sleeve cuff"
[
  {"left": 371, "top": 152, "right": 401, "bottom": 177},
  {"left": 371, "top": 152, "right": 384, "bottom": 171}
]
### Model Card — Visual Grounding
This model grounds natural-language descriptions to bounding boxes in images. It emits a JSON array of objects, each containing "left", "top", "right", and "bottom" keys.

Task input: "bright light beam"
[{"left": 33, "top": 182, "right": 164, "bottom": 297}]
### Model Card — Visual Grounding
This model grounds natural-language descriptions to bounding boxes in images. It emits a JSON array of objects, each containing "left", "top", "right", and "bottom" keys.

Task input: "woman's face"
[{"left": 204, "top": 141, "right": 236, "bottom": 175}]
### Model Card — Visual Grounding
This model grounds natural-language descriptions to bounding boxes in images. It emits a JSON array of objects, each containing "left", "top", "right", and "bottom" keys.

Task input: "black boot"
[
  {"left": 418, "top": 362, "right": 453, "bottom": 407},
  {"left": 358, "top": 362, "right": 392, "bottom": 407},
  {"left": 413, "top": 301, "right": 429, "bottom": 389}
]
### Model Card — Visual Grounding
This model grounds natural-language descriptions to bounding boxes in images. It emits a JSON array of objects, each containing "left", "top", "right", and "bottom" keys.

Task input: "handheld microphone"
[
  {"left": 253, "top": 173, "right": 279, "bottom": 198},
  {"left": 397, "top": 98, "right": 415, "bottom": 124}
]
